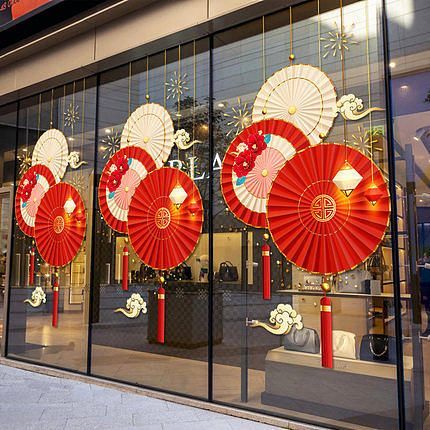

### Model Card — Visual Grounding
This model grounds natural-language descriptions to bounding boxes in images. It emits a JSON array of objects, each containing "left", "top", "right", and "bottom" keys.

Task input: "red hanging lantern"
[
  {"left": 157, "top": 283, "right": 166, "bottom": 344},
  {"left": 122, "top": 247, "right": 129, "bottom": 291},
  {"left": 364, "top": 183, "right": 384, "bottom": 206},
  {"left": 320, "top": 295, "right": 333, "bottom": 368},
  {"left": 29, "top": 246, "right": 35, "bottom": 286},
  {"left": 262, "top": 243, "right": 271, "bottom": 300},
  {"left": 52, "top": 274, "right": 59, "bottom": 328}
]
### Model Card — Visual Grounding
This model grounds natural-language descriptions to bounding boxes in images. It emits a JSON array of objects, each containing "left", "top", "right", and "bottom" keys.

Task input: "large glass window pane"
[
  {"left": 7, "top": 79, "right": 97, "bottom": 372},
  {"left": 388, "top": 0, "right": 430, "bottom": 427},
  {"left": 90, "top": 39, "right": 210, "bottom": 398},
  {"left": 213, "top": 1, "right": 401, "bottom": 428}
]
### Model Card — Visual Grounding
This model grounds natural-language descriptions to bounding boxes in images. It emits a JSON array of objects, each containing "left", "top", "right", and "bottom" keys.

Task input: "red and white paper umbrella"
[
  {"left": 15, "top": 165, "right": 56, "bottom": 237},
  {"left": 128, "top": 167, "right": 203, "bottom": 270},
  {"left": 221, "top": 119, "right": 310, "bottom": 228},
  {"left": 98, "top": 146, "right": 157, "bottom": 234},
  {"left": 35, "top": 182, "right": 86, "bottom": 268},
  {"left": 267, "top": 144, "right": 390, "bottom": 274}
]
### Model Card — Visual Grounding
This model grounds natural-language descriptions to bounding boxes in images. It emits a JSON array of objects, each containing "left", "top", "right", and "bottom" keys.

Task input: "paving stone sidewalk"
[{"left": 0, "top": 364, "right": 282, "bottom": 430}]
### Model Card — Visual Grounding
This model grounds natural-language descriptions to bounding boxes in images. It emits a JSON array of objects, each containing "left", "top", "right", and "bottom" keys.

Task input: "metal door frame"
[{"left": 0, "top": 186, "right": 14, "bottom": 356}]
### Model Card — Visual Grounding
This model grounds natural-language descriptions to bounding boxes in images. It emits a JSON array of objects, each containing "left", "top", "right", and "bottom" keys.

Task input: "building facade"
[{"left": 0, "top": 0, "right": 429, "bottom": 429}]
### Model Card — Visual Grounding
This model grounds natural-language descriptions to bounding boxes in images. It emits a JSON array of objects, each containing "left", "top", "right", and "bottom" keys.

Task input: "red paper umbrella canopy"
[
  {"left": 221, "top": 119, "right": 310, "bottom": 228},
  {"left": 35, "top": 183, "right": 86, "bottom": 267},
  {"left": 15, "top": 165, "right": 56, "bottom": 237},
  {"left": 267, "top": 144, "right": 390, "bottom": 274},
  {"left": 128, "top": 167, "right": 203, "bottom": 270},
  {"left": 99, "top": 146, "right": 157, "bottom": 233}
]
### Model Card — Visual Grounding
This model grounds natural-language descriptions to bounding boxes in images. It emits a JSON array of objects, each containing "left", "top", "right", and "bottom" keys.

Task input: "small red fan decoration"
[
  {"left": 221, "top": 119, "right": 310, "bottom": 228},
  {"left": 15, "top": 165, "right": 56, "bottom": 237},
  {"left": 267, "top": 144, "right": 390, "bottom": 274},
  {"left": 34, "top": 182, "right": 86, "bottom": 268},
  {"left": 99, "top": 146, "right": 157, "bottom": 233},
  {"left": 128, "top": 168, "right": 203, "bottom": 270}
]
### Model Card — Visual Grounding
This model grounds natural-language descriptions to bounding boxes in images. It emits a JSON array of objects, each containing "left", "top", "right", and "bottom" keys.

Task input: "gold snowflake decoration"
[
  {"left": 165, "top": 71, "right": 189, "bottom": 100},
  {"left": 101, "top": 131, "right": 121, "bottom": 159},
  {"left": 64, "top": 103, "right": 80, "bottom": 127},
  {"left": 321, "top": 22, "right": 358, "bottom": 60},
  {"left": 17, "top": 150, "right": 32, "bottom": 176},
  {"left": 349, "top": 126, "right": 382, "bottom": 156},
  {"left": 223, "top": 98, "right": 252, "bottom": 137},
  {"left": 70, "top": 172, "right": 88, "bottom": 198}
]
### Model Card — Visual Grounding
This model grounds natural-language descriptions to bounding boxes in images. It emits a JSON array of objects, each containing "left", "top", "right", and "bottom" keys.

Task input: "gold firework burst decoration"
[
  {"left": 165, "top": 71, "right": 189, "bottom": 100},
  {"left": 70, "top": 171, "right": 87, "bottom": 195},
  {"left": 182, "top": 156, "right": 202, "bottom": 180},
  {"left": 349, "top": 126, "right": 382, "bottom": 156},
  {"left": 17, "top": 150, "right": 32, "bottom": 176},
  {"left": 223, "top": 98, "right": 252, "bottom": 137},
  {"left": 64, "top": 103, "right": 80, "bottom": 127},
  {"left": 101, "top": 131, "right": 121, "bottom": 159},
  {"left": 321, "top": 22, "right": 358, "bottom": 60}
]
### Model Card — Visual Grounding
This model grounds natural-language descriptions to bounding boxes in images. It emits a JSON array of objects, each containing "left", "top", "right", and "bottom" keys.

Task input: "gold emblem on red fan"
[{"left": 311, "top": 194, "right": 336, "bottom": 223}]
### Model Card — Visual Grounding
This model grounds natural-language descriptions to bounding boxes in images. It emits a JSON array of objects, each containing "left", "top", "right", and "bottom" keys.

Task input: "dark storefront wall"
[{"left": 2, "top": 0, "right": 430, "bottom": 429}]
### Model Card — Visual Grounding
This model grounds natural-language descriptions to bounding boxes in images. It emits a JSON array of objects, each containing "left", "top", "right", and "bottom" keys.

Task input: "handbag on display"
[
  {"left": 359, "top": 334, "right": 397, "bottom": 364},
  {"left": 218, "top": 261, "right": 239, "bottom": 282},
  {"left": 178, "top": 263, "right": 192, "bottom": 280},
  {"left": 332, "top": 330, "right": 357, "bottom": 359},
  {"left": 284, "top": 325, "right": 320, "bottom": 354},
  {"left": 335, "top": 269, "right": 372, "bottom": 294}
]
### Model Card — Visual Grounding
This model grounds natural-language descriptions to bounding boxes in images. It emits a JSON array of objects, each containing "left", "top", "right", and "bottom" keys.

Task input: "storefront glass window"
[
  {"left": 7, "top": 79, "right": 97, "bottom": 372},
  {"left": 90, "top": 39, "right": 210, "bottom": 398}
]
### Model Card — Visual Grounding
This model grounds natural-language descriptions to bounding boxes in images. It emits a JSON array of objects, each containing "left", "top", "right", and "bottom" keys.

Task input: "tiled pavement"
[{"left": 0, "top": 364, "right": 283, "bottom": 430}]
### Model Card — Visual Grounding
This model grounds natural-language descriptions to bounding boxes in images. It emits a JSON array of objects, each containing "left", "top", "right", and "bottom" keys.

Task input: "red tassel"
[
  {"left": 320, "top": 296, "right": 333, "bottom": 368},
  {"left": 122, "top": 247, "right": 129, "bottom": 291},
  {"left": 52, "top": 275, "right": 59, "bottom": 328},
  {"left": 29, "top": 247, "right": 35, "bottom": 286},
  {"left": 157, "top": 286, "right": 165, "bottom": 344},
  {"left": 262, "top": 243, "right": 271, "bottom": 300}
]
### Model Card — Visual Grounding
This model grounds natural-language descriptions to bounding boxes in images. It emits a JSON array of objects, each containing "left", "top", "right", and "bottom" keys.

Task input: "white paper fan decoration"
[
  {"left": 32, "top": 129, "right": 68, "bottom": 182},
  {"left": 120, "top": 103, "right": 174, "bottom": 168},
  {"left": 252, "top": 64, "right": 337, "bottom": 145}
]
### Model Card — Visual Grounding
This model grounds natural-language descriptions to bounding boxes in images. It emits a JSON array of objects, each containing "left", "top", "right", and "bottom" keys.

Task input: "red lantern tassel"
[
  {"left": 262, "top": 243, "right": 271, "bottom": 300},
  {"left": 52, "top": 275, "right": 59, "bottom": 328},
  {"left": 29, "top": 247, "right": 35, "bottom": 286},
  {"left": 122, "top": 247, "right": 129, "bottom": 291},
  {"left": 320, "top": 296, "right": 333, "bottom": 368},
  {"left": 157, "top": 286, "right": 165, "bottom": 344}
]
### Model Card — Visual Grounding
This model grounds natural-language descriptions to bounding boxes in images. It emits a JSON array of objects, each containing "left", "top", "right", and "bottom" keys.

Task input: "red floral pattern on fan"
[
  {"left": 35, "top": 182, "right": 86, "bottom": 267},
  {"left": 20, "top": 171, "right": 38, "bottom": 202},
  {"left": 107, "top": 169, "right": 122, "bottom": 192},
  {"left": 246, "top": 132, "right": 266, "bottom": 156},
  {"left": 233, "top": 149, "right": 256, "bottom": 178},
  {"left": 266, "top": 143, "right": 390, "bottom": 274}
]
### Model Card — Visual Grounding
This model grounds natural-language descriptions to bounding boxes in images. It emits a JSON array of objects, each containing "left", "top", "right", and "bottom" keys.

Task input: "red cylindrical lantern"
[
  {"left": 29, "top": 247, "right": 35, "bottom": 286},
  {"left": 320, "top": 296, "right": 333, "bottom": 368},
  {"left": 122, "top": 247, "right": 129, "bottom": 291},
  {"left": 262, "top": 243, "right": 271, "bottom": 300},
  {"left": 157, "top": 286, "right": 165, "bottom": 344},
  {"left": 52, "top": 275, "right": 59, "bottom": 328}
]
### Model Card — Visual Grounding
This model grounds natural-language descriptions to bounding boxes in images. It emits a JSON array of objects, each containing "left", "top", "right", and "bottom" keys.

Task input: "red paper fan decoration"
[
  {"left": 15, "top": 165, "right": 56, "bottom": 237},
  {"left": 221, "top": 119, "right": 310, "bottom": 228},
  {"left": 35, "top": 182, "right": 86, "bottom": 267},
  {"left": 267, "top": 144, "right": 390, "bottom": 274},
  {"left": 128, "top": 167, "right": 203, "bottom": 270},
  {"left": 99, "top": 146, "right": 157, "bottom": 233}
]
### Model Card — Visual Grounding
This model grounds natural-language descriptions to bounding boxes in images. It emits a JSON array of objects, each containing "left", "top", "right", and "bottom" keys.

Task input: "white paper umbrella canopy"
[
  {"left": 120, "top": 103, "right": 174, "bottom": 168},
  {"left": 32, "top": 129, "right": 69, "bottom": 182},
  {"left": 252, "top": 64, "right": 337, "bottom": 145}
]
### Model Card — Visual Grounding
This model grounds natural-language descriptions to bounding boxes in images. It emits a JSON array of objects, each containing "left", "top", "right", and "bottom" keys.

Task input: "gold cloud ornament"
[
  {"left": 114, "top": 293, "right": 147, "bottom": 319},
  {"left": 24, "top": 287, "right": 47, "bottom": 308},
  {"left": 336, "top": 94, "right": 384, "bottom": 121}
]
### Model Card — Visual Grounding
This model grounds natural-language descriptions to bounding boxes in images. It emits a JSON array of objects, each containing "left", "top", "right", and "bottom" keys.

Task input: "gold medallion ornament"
[{"left": 252, "top": 64, "right": 337, "bottom": 145}]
